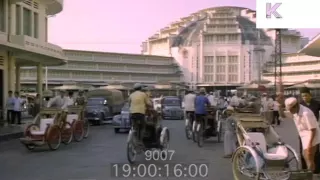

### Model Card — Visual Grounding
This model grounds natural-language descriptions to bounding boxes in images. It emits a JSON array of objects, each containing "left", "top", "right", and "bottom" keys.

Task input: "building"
[
  {"left": 262, "top": 34, "right": 320, "bottom": 86},
  {"left": 262, "top": 53, "right": 320, "bottom": 85},
  {"left": 20, "top": 49, "right": 182, "bottom": 88},
  {"left": 141, "top": 6, "right": 305, "bottom": 90},
  {"left": 0, "top": 0, "right": 66, "bottom": 109}
]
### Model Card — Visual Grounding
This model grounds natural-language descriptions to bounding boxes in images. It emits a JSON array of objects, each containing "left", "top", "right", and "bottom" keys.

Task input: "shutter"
[{"left": 0, "top": 56, "right": 4, "bottom": 66}]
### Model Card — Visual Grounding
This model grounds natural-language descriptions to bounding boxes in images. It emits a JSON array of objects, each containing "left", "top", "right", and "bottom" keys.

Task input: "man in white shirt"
[
  {"left": 62, "top": 91, "right": 75, "bottom": 109},
  {"left": 261, "top": 93, "right": 274, "bottom": 124},
  {"left": 184, "top": 90, "right": 196, "bottom": 125},
  {"left": 47, "top": 90, "right": 69, "bottom": 110},
  {"left": 285, "top": 97, "right": 320, "bottom": 171},
  {"left": 230, "top": 94, "right": 239, "bottom": 107},
  {"left": 207, "top": 92, "right": 218, "bottom": 107},
  {"left": 12, "top": 91, "right": 25, "bottom": 124}
]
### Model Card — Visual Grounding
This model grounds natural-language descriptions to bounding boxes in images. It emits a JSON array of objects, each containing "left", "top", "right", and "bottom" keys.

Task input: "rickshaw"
[
  {"left": 19, "top": 108, "right": 69, "bottom": 151},
  {"left": 231, "top": 113, "right": 312, "bottom": 180},
  {"left": 126, "top": 107, "right": 170, "bottom": 164},
  {"left": 194, "top": 107, "right": 224, "bottom": 147},
  {"left": 66, "top": 106, "right": 89, "bottom": 141}
]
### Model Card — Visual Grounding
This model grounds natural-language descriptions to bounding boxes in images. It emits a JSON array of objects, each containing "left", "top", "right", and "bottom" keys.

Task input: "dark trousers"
[
  {"left": 272, "top": 110, "right": 280, "bottom": 125},
  {"left": 186, "top": 111, "right": 195, "bottom": 125},
  {"left": 130, "top": 113, "right": 145, "bottom": 141},
  {"left": 6, "top": 110, "right": 13, "bottom": 124},
  {"left": 299, "top": 138, "right": 320, "bottom": 173},
  {"left": 11, "top": 111, "right": 21, "bottom": 124}
]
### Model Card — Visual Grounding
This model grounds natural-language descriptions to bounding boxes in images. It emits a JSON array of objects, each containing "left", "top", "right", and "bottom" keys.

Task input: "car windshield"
[
  {"left": 87, "top": 98, "right": 106, "bottom": 105},
  {"left": 163, "top": 98, "right": 180, "bottom": 106},
  {"left": 122, "top": 103, "right": 129, "bottom": 111}
]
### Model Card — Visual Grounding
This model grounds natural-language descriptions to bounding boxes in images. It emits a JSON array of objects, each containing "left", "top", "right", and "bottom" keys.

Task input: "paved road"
[{"left": 0, "top": 119, "right": 300, "bottom": 180}]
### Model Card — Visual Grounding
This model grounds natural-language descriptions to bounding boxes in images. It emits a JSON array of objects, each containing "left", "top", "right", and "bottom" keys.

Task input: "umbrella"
[
  {"left": 99, "top": 85, "right": 129, "bottom": 90},
  {"left": 237, "top": 83, "right": 268, "bottom": 90},
  {"left": 285, "top": 83, "right": 320, "bottom": 90},
  {"left": 53, "top": 84, "right": 85, "bottom": 90}
]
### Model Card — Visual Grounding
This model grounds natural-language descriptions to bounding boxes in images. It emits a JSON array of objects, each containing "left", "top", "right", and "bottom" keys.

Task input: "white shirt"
[
  {"left": 273, "top": 101, "right": 279, "bottom": 111},
  {"left": 293, "top": 105, "right": 320, "bottom": 150},
  {"left": 13, "top": 97, "right": 24, "bottom": 111},
  {"left": 47, "top": 96, "right": 68, "bottom": 109},
  {"left": 208, "top": 95, "right": 218, "bottom": 106},
  {"left": 184, "top": 93, "right": 196, "bottom": 111},
  {"left": 230, "top": 96, "right": 239, "bottom": 106},
  {"left": 61, "top": 97, "right": 74, "bottom": 109},
  {"left": 261, "top": 97, "right": 273, "bottom": 112}
]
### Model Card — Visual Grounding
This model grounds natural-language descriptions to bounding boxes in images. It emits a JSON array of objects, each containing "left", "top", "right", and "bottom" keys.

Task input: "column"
[
  {"left": 7, "top": 55, "right": 15, "bottom": 91},
  {"left": 36, "top": 64, "right": 43, "bottom": 97},
  {"left": 15, "top": 65, "right": 21, "bottom": 92}
]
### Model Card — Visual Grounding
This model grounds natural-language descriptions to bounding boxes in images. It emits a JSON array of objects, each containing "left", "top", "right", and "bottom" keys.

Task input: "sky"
[{"left": 48, "top": 0, "right": 320, "bottom": 54}]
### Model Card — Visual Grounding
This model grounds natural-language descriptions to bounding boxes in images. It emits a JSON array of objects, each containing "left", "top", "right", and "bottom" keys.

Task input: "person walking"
[{"left": 6, "top": 91, "right": 14, "bottom": 125}]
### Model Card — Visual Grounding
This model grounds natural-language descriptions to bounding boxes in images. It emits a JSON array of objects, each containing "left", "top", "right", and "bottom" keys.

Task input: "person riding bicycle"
[
  {"left": 128, "top": 83, "right": 152, "bottom": 144},
  {"left": 195, "top": 88, "right": 211, "bottom": 130},
  {"left": 184, "top": 90, "right": 196, "bottom": 126}
]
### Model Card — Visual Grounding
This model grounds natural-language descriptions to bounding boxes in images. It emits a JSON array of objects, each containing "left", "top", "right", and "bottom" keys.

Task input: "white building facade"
[
  {"left": 0, "top": 0, "right": 65, "bottom": 110},
  {"left": 20, "top": 50, "right": 182, "bottom": 88},
  {"left": 141, "top": 6, "right": 304, "bottom": 89},
  {"left": 262, "top": 53, "right": 320, "bottom": 85}
]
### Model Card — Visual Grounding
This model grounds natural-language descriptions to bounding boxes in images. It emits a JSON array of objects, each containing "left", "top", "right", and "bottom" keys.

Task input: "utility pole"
[{"left": 274, "top": 29, "right": 283, "bottom": 93}]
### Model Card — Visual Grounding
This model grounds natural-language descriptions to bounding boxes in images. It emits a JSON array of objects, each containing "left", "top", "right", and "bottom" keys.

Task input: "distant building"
[
  {"left": 20, "top": 50, "right": 183, "bottom": 89},
  {"left": 262, "top": 53, "right": 320, "bottom": 85},
  {"left": 141, "top": 6, "right": 305, "bottom": 90}
]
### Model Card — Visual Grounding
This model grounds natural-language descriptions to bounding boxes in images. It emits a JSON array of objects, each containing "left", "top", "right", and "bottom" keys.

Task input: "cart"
[
  {"left": 231, "top": 113, "right": 312, "bottom": 180},
  {"left": 66, "top": 106, "right": 88, "bottom": 141},
  {"left": 20, "top": 108, "right": 63, "bottom": 151}
]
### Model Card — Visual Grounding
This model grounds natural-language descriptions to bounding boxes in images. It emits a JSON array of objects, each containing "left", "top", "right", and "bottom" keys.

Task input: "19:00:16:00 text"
[{"left": 111, "top": 163, "right": 209, "bottom": 178}]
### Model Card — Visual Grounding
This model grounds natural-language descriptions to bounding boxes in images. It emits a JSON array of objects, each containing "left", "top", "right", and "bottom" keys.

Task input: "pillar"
[
  {"left": 15, "top": 65, "right": 20, "bottom": 92},
  {"left": 36, "top": 64, "right": 43, "bottom": 97},
  {"left": 7, "top": 55, "right": 15, "bottom": 91}
]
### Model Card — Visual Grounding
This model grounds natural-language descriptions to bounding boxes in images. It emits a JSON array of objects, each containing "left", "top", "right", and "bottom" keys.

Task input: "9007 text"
[{"left": 145, "top": 150, "right": 175, "bottom": 161}]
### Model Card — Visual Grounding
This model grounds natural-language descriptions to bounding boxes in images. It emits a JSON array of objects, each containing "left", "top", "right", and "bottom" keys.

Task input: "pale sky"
[{"left": 48, "top": 0, "right": 320, "bottom": 54}]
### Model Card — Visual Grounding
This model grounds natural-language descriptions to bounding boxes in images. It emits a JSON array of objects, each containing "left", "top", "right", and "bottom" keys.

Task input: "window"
[
  {"left": 204, "top": 56, "right": 214, "bottom": 64},
  {"left": 216, "top": 56, "right": 226, "bottom": 63},
  {"left": 0, "top": 0, "right": 4, "bottom": 32},
  {"left": 228, "top": 65, "right": 238, "bottom": 73},
  {"left": 33, "top": 12, "right": 38, "bottom": 38},
  {"left": 216, "top": 75, "right": 225, "bottom": 82},
  {"left": 216, "top": 35, "right": 225, "bottom": 42},
  {"left": 228, "top": 56, "right": 238, "bottom": 63},
  {"left": 228, "top": 35, "right": 238, "bottom": 41},
  {"left": 23, "top": 8, "right": 31, "bottom": 36},
  {"left": 16, "top": 5, "right": 21, "bottom": 35},
  {"left": 216, "top": 65, "right": 225, "bottom": 73}
]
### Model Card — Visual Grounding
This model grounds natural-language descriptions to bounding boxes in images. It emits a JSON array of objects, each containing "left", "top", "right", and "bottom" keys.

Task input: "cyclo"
[
  {"left": 127, "top": 106, "right": 170, "bottom": 164},
  {"left": 194, "top": 106, "right": 224, "bottom": 147}
]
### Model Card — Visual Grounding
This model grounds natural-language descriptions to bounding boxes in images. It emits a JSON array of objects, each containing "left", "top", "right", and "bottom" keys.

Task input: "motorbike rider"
[
  {"left": 128, "top": 83, "right": 152, "bottom": 144},
  {"left": 195, "top": 88, "right": 211, "bottom": 128},
  {"left": 184, "top": 90, "right": 196, "bottom": 126}
]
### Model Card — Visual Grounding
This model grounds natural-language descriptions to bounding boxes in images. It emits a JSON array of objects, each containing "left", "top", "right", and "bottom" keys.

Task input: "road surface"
[{"left": 0, "top": 119, "right": 300, "bottom": 180}]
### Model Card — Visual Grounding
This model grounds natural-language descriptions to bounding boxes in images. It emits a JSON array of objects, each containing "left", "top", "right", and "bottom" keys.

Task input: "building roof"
[
  {"left": 299, "top": 33, "right": 320, "bottom": 57},
  {"left": 170, "top": 10, "right": 272, "bottom": 47}
]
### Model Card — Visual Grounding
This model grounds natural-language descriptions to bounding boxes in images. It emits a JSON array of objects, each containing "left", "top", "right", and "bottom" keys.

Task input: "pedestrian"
[
  {"left": 33, "top": 94, "right": 41, "bottom": 117},
  {"left": 285, "top": 97, "right": 320, "bottom": 172},
  {"left": 6, "top": 91, "right": 14, "bottom": 125},
  {"left": 75, "top": 90, "right": 86, "bottom": 106},
  {"left": 272, "top": 95, "right": 280, "bottom": 125},
  {"left": 299, "top": 87, "right": 320, "bottom": 174},
  {"left": 47, "top": 90, "right": 68, "bottom": 109},
  {"left": 223, "top": 106, "right": 237, "bottom": 158},
  {"left": 12, "top": 91, "right": 24, "bottom": 124},
  {"left": 261, "top": 93, "right": 273, "bottom": 124}
]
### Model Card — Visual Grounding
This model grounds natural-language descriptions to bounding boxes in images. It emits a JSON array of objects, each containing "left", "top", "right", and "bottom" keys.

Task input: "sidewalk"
[{"left": 0, "top": 116, "right": 34, "bottom": 143}]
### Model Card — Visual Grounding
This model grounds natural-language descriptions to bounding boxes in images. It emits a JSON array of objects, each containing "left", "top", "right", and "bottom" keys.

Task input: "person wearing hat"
[
  {"left": 261, "top": 93, "right": 274, "bottom": 124},
  {"left": 195, "top": 88, "right": 211, "bottom": 130},
  {"left": 223, "top": 106, "right": 237, "bottom": 158},
  {"left": 75, "top": 90, "right": 86, "bottom": 106},
  {"left": 299, "top": 87, "right": 320, "bottom": 173},
  {"left": 128, "top": 83, "right": 152, "bottom": 144},
  {"left": 47, "top": 90, "right": 68, "bottom": 109},
  {"left": 285, "top": 97, "right": 320, "bottom": 172}
]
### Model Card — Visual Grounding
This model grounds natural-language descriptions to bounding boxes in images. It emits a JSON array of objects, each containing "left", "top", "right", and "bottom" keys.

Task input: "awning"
[{"left": 299, "top": 33, "right": 320, "bottom": 57}]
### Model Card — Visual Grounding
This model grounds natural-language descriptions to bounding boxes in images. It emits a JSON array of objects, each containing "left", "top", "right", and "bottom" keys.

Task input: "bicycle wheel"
[
  {"left": 185, "top": 117, "right": 192, "bottom": 140},
  {"left": 197, "top": 121, "right": 204, "bottom": 147}
]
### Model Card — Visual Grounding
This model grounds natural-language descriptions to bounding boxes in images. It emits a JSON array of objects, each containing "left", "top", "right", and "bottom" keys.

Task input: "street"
[{"left": 0, "top": 119, "right": 299, "bottom": 180}]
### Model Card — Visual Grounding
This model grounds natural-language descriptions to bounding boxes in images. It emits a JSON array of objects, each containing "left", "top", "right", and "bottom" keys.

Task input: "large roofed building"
[
  {"left": 20, "top": 50, "right": 182, "bottom": 89},
  {"left": 0, "top": 0, "right": 66, "bottom": 110},
  {"left": 141, "top": 6, "right": 305, "bottom": 90}
]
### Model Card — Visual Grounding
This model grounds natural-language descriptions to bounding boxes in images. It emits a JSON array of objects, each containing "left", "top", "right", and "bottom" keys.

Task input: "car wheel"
[
  {"left": 114, "top": 128, "right": 120, "bottom": 133},
  {"left": 99, "top": 113, "right": 104, "bottom": 125}
]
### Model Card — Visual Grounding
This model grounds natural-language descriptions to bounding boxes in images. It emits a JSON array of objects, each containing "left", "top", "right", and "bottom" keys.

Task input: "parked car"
[
  {"left": 161, "top": 96, "right": 184, "bottom": 120},
  {"left": 112, "top": 102, "right": 130, "bottom": 133},
  {"left": 85, "top": 89, "right": 124, "bottom": 125}
]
